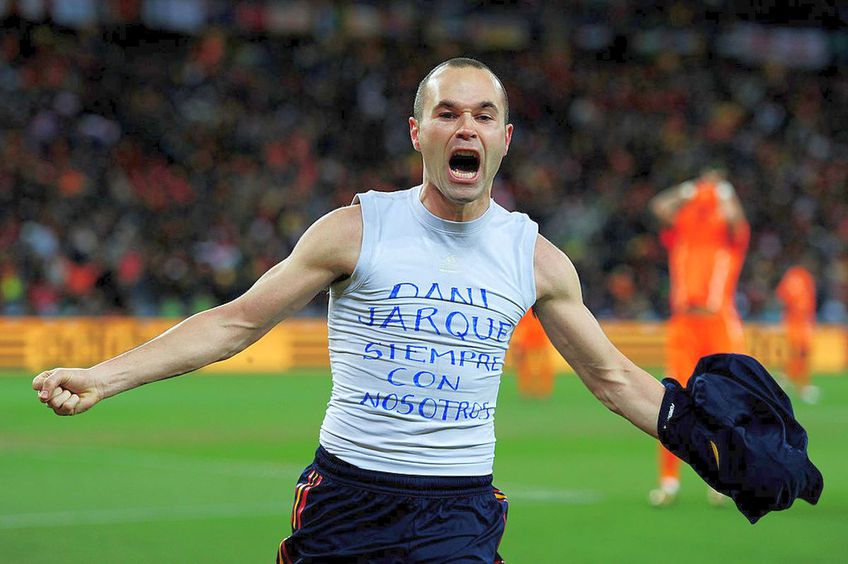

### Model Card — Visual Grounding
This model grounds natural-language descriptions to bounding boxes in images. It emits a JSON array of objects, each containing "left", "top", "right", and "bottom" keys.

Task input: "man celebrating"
[{"left": 33, "top": 60, "right": 820, "bottom": 562}]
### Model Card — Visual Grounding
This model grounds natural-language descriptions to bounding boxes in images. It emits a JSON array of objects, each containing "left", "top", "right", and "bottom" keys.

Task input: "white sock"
[{"left": 660, "top": 477, "right": 680, "bottom": 494}]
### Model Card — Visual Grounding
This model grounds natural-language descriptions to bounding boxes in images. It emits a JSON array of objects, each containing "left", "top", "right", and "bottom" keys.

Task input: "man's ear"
[
  {"left": 504, "top": 123, "right": 514, "bottom": 155},
  {"left": 409, "top": 117, "right": 421, "bottom": 152}
]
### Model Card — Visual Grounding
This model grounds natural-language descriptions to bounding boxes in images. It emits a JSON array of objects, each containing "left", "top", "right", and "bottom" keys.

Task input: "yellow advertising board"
[
  {"left": 0, "top": 317, "right": 844, "bottom": 375},
  {"left": 0, "top": 318, "right": 301, "bottom": 374}
]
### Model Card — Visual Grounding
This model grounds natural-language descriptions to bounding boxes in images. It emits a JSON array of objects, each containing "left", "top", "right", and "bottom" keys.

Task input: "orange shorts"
[
  {"left": 785, "top": 322, "right": 813, "bottom": 352},
  {"left": 666, "top": 312, "right": 746, "bottom": 384}
]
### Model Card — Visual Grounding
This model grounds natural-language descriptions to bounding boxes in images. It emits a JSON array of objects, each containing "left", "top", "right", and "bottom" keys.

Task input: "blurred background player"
[
  {"left": 776, "top": 259, "right": 820, "bottom": 404},
  {"left": 511, "top": 310, "right": 555, "bottom": 399},
  {"left": 648, "top": 167, "right": 750, "bottom": 506}
]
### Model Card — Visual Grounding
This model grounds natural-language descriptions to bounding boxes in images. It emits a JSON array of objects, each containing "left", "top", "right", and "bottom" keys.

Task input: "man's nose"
[{"left": 455, "top": 113, "right": 477, "bottom": 140}]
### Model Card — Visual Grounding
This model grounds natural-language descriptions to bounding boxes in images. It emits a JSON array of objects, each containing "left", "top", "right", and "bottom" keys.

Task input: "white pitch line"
[
  {"left": 4, "top": 450, "right": 602, "bottom": 529},
  {"left": 96, "top": 448, "right": 307, "bottom": 478},
  {"left": 18, "top": 449, "right": 603, "bottom": 504},
  {"left": 499, "top": 487, "right": 603, "bottom": 504},
  {"left": 0, "top": 489, "right": 601, "bottom": 530},
  {"left": 21, "top": 448, "right": 305, "bottom": 479},
  {"left": 0, "top": 502, "right": 288, "bottom": 530}
]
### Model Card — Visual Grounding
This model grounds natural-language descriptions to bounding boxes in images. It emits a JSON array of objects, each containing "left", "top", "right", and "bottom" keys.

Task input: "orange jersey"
[
  {"left": 777, "top": 266, "right": 816, "bottom": 325},
  {"left": 512, "top": 311, "right": 548, "bottom": 348},
  {"left": 661, "top": 181, "right": 749, "bottom": 314}
]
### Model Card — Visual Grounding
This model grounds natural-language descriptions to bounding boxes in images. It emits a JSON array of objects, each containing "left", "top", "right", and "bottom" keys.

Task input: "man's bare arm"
[
  {"left": 33, "top": 205, "right": 363, "bottom": 415},
  {"left": 715, "top": 180, "right": 747, "bottom": 232},
  {"left": 649, "top": 181, "right": 695, "bottom": 226},
  {"left": 532, "top": 235, "right": 664, "bottom": 437},
  {"left": 651, "top": 176, "right": 746, "bottom": 228}
]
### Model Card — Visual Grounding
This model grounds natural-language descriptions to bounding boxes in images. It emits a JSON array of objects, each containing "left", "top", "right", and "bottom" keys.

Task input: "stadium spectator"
[{"left": 0, "top": 10, "right": 844, "bottom": 324}]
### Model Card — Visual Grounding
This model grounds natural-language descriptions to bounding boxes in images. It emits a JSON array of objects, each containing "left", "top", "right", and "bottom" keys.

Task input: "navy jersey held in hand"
[{"left": 658, "top": 353, "right": 823, "bottom": 523}]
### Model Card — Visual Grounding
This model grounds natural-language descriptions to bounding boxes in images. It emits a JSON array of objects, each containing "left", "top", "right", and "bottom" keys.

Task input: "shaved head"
[{"left": 413, "top": 58, "right": 509, "bottom": 123}]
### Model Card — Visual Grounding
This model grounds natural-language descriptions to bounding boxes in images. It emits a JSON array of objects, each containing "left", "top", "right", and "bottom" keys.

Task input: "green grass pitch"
[{"left": 2, "top": 369, "right": 846, "bottom": 563}]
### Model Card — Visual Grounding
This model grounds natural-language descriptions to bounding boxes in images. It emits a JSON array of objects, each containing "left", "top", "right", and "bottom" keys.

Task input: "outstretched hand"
[{"left": 32, "top": 368, "right": 102, "bottom": 416}]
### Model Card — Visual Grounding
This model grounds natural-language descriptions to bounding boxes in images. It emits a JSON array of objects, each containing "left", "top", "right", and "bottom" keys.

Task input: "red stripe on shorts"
[
  {"left": 277, "top": 537, "right": 292, "bottom": 564},
  {"left": 290, "top": 470, "right": 319, "bottom": 530},
  {"left": 293, "top": 471, "right": 323, "bottom": 531}
]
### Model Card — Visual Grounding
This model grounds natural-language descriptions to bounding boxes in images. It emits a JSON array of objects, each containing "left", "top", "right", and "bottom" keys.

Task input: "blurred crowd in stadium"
[{"left": 1, "top": 1, "right": 846, "bottom": 322}]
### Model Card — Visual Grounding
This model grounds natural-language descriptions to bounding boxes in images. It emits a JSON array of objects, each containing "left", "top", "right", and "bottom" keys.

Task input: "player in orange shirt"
[
  {"left": 512, "top": 310, "right": 555, "bottom": 399},
  {"left": 648, "top": 168, "right": 750, "bottom": 506},
  {"left": 776, "top": 261, "right": 819, "bottom": 404}
]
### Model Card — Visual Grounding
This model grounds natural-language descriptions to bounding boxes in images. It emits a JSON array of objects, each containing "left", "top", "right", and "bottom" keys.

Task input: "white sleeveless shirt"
[{"left": 319, "top": 185, "right": 538, "bottom": 475}]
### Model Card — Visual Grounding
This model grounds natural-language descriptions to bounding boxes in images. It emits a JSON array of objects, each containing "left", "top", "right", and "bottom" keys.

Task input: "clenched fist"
[{"left": 32, "top": 368, "right": 102, "bottom": 416}]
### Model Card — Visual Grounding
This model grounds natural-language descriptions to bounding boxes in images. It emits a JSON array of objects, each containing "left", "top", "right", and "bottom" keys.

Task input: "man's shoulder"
[
  {"left": 354, "top": 186, "right": 415, "bottom": 205},
  {"left": 302, "top": 205, "right": 363, "bottom": 276},
  {"left": 316, "top": 205, "right": 363, "bottom": 241},
  {"left": 488, "top": 200, "right": 537, "bottom": 228},
  {"left": 532, "top": 234, "right": 581, "bottom": 303}
]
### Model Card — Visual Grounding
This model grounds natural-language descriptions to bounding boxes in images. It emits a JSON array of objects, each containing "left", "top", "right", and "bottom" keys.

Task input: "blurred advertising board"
[{"left": 1, "top": 318, "right": 844, "bottom": 375}]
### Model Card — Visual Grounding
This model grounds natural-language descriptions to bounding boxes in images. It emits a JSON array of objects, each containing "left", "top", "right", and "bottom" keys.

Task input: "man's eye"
[
  {"left": 439, "top": 112, "right": 456, "bottom": 118},
  {"left": 477, "top": 115, "right": 494, "bottom": 121}
]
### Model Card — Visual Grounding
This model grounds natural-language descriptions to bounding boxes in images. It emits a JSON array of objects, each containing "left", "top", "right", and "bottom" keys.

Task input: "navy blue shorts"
[{"left": 276, "top": 446, "right": 508, "bottom": 563}]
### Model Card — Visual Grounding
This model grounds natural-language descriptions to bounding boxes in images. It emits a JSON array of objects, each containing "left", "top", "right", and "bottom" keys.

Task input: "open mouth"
[{"left": 448, "top": 150, "right": 481, "bottom": 181}]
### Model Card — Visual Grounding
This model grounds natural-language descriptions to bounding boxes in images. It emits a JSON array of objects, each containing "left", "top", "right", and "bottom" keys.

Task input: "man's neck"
[{"left": 418, "top": 182, "right": 491, "bottom": 222}]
